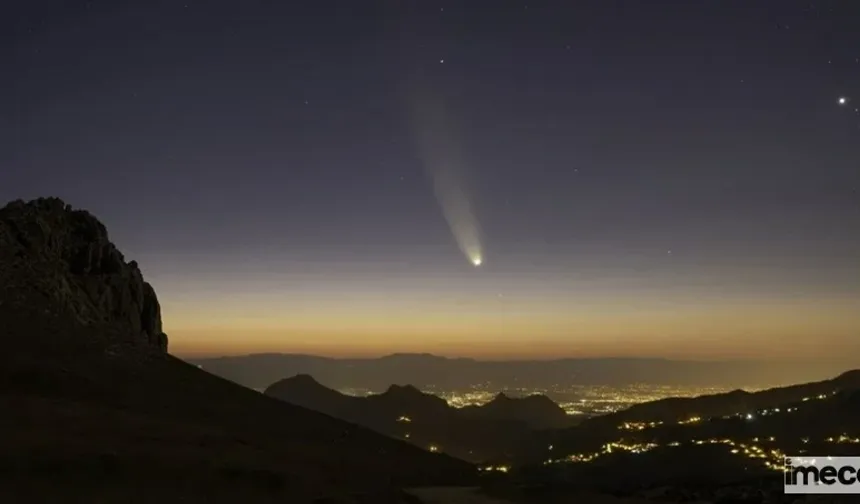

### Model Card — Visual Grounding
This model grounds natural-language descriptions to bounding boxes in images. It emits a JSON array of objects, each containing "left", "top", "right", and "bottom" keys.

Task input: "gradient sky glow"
[{"left": 4, "top": 1, "right": 860, "bottom": 361}]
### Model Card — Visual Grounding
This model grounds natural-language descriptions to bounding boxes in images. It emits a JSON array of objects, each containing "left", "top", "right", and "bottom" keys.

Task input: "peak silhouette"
[
  {"left": 0, "top": 197, "right": 167, "bottom": 353},
  {"left": 835, "top": 369, "right": 860, "bottom": 386},
  {"left": 468, "top": 392, "right": 570, "bottom": 429},
  {"left": 290, "top": 373, "right": 322, "bottom": 385},
  {"left": 384, "top": 384, "right": 425, "bottom": 397},
  {"left": 266, "top": 375, "right": 580, "bottom": 461}
]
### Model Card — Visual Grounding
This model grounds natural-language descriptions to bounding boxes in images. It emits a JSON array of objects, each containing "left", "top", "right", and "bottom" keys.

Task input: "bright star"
[
  {"left": 838, "top": 96, "right": 848, "bottom": 105},
  {"left": 473, "top": 257, "right": 482, "bottom": 267}
]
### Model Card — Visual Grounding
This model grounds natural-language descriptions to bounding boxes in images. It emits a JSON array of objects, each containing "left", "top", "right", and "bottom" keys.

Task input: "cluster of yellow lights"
[
  {"left": 551, "top": 440, "right": 661, "bottom": 463},
  {"left": 439, "top": 383, "right": 739, "bottom": 414},
  {"left": 560, "top": 452, "right": 599, "bottom": 463},
  {"left": 802, "top": 393, "right": 832, "bottom": 402},
  {"left": 545, "top": 389, "right": 849, "bottom": 473},
  {"left": 618, "top": 421, "right": 663, "bottom": 431},
  {"left": 549, "top": 434, "right": 860, "bottom": 473},
  {"left": 549, "top": 437, "right": 786, "bottom": 471},
  {"left": 677, "top": 416, "right": 702, "bottom": 425},
  {"left": 480, "top": 465, "right": 510, "bottom": 473},
  {"left": 396, "top": 416, "right": 412, "bottom": 423},
  {"left": 723, "top": 438, "right": 786, "bottom": 471},
  {"left": 428, "top": 445, "right": 440, "bottom": 453},
  {"left": 440, "top": 390, "right": 497, "bottom": 408}
]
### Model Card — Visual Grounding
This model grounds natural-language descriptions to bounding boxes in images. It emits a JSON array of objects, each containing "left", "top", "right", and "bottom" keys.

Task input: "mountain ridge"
[
  {"left": 265, "top": 373, "right": 576, "bottom": 462},
  {"left": 191, "top": 352, "right": 844, "bottom": 390}
]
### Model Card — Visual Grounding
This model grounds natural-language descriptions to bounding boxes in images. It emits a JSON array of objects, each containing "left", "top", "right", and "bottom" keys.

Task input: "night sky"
[{"left": 5, "top": 1, "right": 859, "bottom": 361}]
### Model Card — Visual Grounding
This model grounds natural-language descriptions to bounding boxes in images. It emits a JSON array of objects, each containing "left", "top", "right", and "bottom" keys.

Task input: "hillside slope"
[{"left": 0, "top": 198, "right": 476, "bottom": 503}]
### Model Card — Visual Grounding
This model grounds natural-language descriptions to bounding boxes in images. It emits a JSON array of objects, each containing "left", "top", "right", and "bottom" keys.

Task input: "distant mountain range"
[
  {"left": 265, "top": 374, "right": 578, "bottom": 462},
  {"left": 188, "top": 352, "right": 845, "bottom": 391}
]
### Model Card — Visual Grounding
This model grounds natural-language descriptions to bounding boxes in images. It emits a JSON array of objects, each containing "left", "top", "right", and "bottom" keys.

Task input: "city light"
[
  {"left": 481, "top": 465, "right": 509, "bottom": 473},
  {"left": 678, "top": 416, "right": 702, "bottom": 425},
  {"left": 547, "top": 389, "right": 844, "bottom": 474}
]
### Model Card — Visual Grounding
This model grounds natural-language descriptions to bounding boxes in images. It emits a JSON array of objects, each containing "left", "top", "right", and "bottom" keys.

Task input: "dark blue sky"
[{"left": 3, "top": 1, "right": 859, "bottom": 359}]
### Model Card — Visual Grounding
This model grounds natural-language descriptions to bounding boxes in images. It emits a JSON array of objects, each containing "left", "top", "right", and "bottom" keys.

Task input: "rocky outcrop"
[{"left": 0, "top": 197, "right": 168, "bottom": 352}]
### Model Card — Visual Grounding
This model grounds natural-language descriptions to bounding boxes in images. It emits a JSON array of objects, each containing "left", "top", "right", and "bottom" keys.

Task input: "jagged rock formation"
[{"left": 0, "top": 197, "right": 168, "bottom": 352}]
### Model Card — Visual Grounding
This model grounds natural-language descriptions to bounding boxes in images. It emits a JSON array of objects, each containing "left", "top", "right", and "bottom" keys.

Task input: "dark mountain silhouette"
[
  {"left": 265, "top": 374, "right": 576, "bottom": 462},
  {"left": 373, "top": 384, "right": 452, "bottom": 415},
  {"left": 190, "top": 352, "right": 846, "bottom": 391},
  {"left": 0, "top": 198, "right": 475, "bottom": 503},
  {"left": 267, "top": 373, "right": 363, "bottom": 414},
  {"left": 461, "top": 392, "right": 571, "bottom": 429}
]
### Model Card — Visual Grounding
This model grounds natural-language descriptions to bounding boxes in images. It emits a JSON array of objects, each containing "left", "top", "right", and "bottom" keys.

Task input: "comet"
[{"left": 407, "top": 85, "right": 483, "bottom": 267}]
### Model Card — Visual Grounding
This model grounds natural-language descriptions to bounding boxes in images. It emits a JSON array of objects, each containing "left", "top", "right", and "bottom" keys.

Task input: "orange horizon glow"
[
  {"left": 142, "top": 248, "right": 860, "bottom": 365},
  {"left": 161, "top": 288, "right": 860, "bottom": 362}
]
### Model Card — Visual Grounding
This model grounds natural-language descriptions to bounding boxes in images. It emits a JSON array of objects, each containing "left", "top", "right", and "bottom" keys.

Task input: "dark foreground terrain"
[
  {"left": 0, "top": 339, "right": 475, "bottom": 503},
  {"left": 0, "top": 198, "right": 475, "bottom": 503}
]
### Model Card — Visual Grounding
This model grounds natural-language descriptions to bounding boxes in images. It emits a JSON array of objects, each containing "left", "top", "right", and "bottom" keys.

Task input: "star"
[
  {"left": 439, "top": 59, "right": 445, "bottom": 64},
  {"left": 838, "top": 97, "right": 848, "bottom": 106}
]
